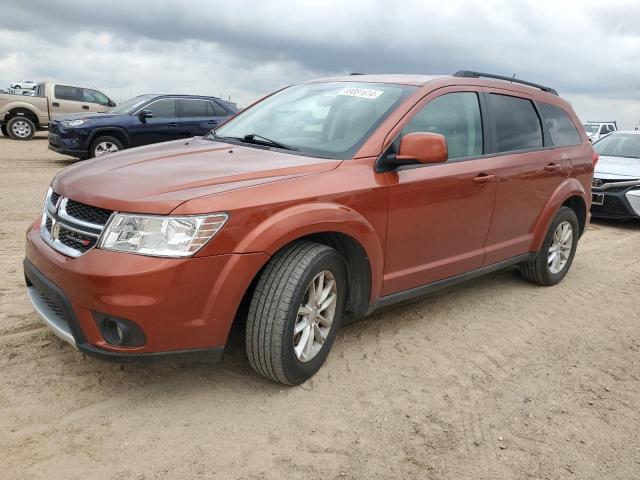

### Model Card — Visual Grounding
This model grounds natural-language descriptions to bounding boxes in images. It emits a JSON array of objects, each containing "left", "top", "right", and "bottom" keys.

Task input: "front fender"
[
  {"left": 234, "top": 202, "right": 385, "bottom": 301},
  {"left": 87, "top": 126, "right": 132, "bottom": 147},
  {"left": 531, "top": 178, "right": 588, "bottom": 251}
]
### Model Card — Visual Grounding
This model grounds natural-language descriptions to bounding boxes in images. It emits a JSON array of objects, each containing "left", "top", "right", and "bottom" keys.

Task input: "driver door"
[
  {"left": 383, "top": 88, "right": 497, "bottom": 295},
  {"left": 130, "top": 98, "right": 183, "bottom": 146}
]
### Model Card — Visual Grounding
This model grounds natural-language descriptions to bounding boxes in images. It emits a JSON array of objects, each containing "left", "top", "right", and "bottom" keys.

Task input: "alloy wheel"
[
  {"left": 293, "top": 270, "right": 338, "bottom": 363},
  {"left": 548, "top": 221, "right": 573, "bottom": 274},
  {"left": 94, "top": 141, "right": 120, "bottom": 157}
]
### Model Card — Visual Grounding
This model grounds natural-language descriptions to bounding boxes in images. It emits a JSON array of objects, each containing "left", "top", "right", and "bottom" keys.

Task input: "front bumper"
[
  {"left": 24, "top": 221, "right": 269, "bottom": 361},
  {"left": 591, "top": 186, "right": 640, "bottom": 219},
  {"left": 48, "top": 130, "right": 88, "bottom": 159}
]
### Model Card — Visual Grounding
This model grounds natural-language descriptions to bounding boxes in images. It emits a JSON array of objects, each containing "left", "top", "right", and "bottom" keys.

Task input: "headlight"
[
  {"left": 99, "top": 213, "right": 228, "bottom": 257},
  {"left": 61, "top": 119, "right": 87, "bottom": 128}
]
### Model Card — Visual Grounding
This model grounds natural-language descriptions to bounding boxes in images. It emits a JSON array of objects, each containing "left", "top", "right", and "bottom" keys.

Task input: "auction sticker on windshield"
[{"left": 337, "top": 87, "right": 383, "bottom": 99}]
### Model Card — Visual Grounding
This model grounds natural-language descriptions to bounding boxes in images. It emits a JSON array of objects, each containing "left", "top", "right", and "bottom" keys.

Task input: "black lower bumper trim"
[
  {"left": 78, "top": 344, "right": 224, "bottom": 363},
  {"left": 48, "top": 144, "right": 87, "bottom": 159}
]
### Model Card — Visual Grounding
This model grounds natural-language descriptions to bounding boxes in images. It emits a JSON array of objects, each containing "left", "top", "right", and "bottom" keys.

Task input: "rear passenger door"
[
  {"left": 481, "top": 90, "right": 574, "bottom": 265},
  {"left": 179, "top": 98, "right": 225, "bottom": 137},
  {"left": 129, "top": 98, "right": 183, "bottom": 146},
  {"left": 51, "top": 85, "right": 84, "bottom": 119}
]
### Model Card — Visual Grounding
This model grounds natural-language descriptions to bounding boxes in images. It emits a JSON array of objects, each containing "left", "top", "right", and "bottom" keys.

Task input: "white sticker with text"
[{"left": 337, "top": 87, "right": 383, "bottom": 99}]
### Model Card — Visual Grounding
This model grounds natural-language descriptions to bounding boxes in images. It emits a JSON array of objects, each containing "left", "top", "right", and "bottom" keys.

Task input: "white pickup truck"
[
  {"left": 582, "top": 121, "right": 617, "bottom": 143},
  {"left": 0, "top": 82, "right": 115, "bottom": 140}
]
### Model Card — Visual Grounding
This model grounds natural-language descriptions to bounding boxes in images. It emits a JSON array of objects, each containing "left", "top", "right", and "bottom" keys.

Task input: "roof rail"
[
  {"left": 349, "top": 72, "right": 365, "bottom": 75},
  {"left": 453, "top": 70, "right": 558, "bottom": 96}
]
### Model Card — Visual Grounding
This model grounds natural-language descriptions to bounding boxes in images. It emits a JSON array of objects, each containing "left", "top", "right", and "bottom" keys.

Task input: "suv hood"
[
  {"left": 594, "top": 155, "right": 640, "bottom": 180},
  {"left": 53, "top": 137, "right": 341, "bottom": 214},
  {"left": 53, "top": 112, "right": 126, "bottom": 123}
]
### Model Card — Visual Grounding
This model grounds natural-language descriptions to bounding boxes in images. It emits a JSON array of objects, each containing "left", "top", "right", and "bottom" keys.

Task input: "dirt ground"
[{"left": 0, "top": 132, "right": 639, "bottom": 480}]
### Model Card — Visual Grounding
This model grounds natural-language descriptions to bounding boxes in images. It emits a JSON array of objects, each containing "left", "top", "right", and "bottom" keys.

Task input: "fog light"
[
  {"left": 104, "top": 318, "right": 124, "bottom": 345},
  {"left": 93, "top": 312, "right": 147, "bottom": 347}
]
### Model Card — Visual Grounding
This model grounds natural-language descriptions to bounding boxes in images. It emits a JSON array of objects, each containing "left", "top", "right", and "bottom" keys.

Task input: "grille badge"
[{"left": 592, "top": 178, "right": 603, "bottom": 188}]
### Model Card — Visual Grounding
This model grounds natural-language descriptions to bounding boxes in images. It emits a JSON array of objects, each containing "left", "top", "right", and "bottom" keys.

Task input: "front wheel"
[
  {"left": 90, "top": 136, "right": 123, "bottom": 158},
  {"left": 520, "top": 206, "right": 579, "bottom": 286},
  {"left": 246, "top": 241, "right": 347, "bottom": 385}
]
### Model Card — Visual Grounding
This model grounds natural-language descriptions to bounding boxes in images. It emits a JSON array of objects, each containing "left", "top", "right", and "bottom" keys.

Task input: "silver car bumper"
[{"left": 26, "top": 285, "right": 77, "bottom": 348}]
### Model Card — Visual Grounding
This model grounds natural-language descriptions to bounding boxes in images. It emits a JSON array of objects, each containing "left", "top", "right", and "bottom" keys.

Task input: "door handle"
[
  {"left": 82, "top": 105, "right": 89, "bottom": 110},
  {"left": 472, "top": 174, "right": 496, "bottom": 185},
  {"left": 207, "top": 120, "right": 219, "bottom": 125},
  {"left": 52, "top": 102, "right": 59, "bottom": 107},
  {"left": 168, "top": 122, "right": 179, "bottom": 127},
  {"left": 544, "top": 163, "right": 562, "bottom": 172}
]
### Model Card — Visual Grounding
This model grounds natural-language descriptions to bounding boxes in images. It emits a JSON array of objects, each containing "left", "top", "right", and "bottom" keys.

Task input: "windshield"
[
  {"left": 214, "top": 82, "right": 416, "bottom": 159},
  {"left": 108, "top": 95, "right": 155, "bottom": 114},
  {"left": 583, "top": 124, "right": 600, "bottom": 133},
  {"left": 594, "top": 133, "right": 640, "bottom": 159}
]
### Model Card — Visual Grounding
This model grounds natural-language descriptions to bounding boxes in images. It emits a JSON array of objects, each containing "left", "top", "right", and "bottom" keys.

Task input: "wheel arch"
[
  {"left": 233, "top": 202, "right": 383, "bottom": 316},
  {"left": 6, "top": 107, "right": 40, "bottom": 127},
  {"left": 532, "top": 178, "right": 589, "bottom": 251},
  {"left": 87, "top": 128, "right": 131, "bottom": 149}
]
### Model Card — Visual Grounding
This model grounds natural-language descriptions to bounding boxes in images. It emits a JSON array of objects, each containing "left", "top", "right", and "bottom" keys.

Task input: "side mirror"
[
  {"left": 386, "top": 132, "right": 448, "bottom": 168},
  {"left": 108, "top": 99, "right": 116, "bottom": 107},
  {"left": 138, "top": 109, "right": 154, "bottom": 121}
]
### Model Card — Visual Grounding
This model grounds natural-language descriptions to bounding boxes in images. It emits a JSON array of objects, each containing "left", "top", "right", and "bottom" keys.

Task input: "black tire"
[
  {"left": 520, "top": 206, "right": 579, "bottom": 286},
  {"left": 0, "top": 124, "right": 8, "bottom": 137},
  {"left": 90, "top": 135, "right": 124, "bottom": 158},
  {"left": 246, "top": 241, "right": 347, "bottom": 385},
  {"left": 6, "top": 116, "right": 35, "bottom": 140}
]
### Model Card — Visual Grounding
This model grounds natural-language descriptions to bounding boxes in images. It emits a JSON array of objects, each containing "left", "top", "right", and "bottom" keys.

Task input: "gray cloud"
[{"left": 1, "top": 0, "right": 639, "bottom": 127}]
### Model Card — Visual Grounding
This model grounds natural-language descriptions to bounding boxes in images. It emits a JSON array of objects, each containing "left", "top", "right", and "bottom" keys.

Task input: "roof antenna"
[{"left": 511, "top": 73, "right": 516, "bottom": 82}]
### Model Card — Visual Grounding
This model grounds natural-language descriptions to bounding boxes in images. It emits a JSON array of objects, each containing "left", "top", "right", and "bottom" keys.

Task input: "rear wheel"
[
  {"left": 7, "top": 116, "right": 35, "bottom": 140},
  {"left": 520, "top": 206, "right": 579, "bottom": 286},
  {"left": 246, "top": 241, "right": 347, "bottom": 385},
  {"left": 90, "top": 136, "right": 123, "bottom": 158}
]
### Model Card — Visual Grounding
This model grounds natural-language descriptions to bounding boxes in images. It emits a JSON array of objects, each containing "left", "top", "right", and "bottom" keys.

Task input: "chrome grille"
[{"left": 41, "top": 188, "right": 113, "bottom": 258}]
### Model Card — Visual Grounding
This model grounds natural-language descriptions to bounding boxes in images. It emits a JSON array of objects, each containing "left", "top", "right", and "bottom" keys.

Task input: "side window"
[
  {"left": 402, "top": 92, "right": 483, "bottom": 160},
  {"left": 489, "top": 94, "right": 543, "bottom": 152},
  {"left": 181, "top": 99, "right": 208, "bottom": 117},
  {"left": 145, "top": 99, "right": 177, "bottom": 117},
  {"left": 207, "top": 101, "right": 228, "bottom": 117},
  {"left": 538, "top": 103, "right": 582, "bottom": 147},
  {"left": 54, "top": 85, "right": 81, "bottom": 101},
  {"left": 83, "top": 88, "right": 110, "bottom": 106}
]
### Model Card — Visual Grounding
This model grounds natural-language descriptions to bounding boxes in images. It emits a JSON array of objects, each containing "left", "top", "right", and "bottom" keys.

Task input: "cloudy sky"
[{"left": 1, "top": 0, "right": 639, "bottom": 127}]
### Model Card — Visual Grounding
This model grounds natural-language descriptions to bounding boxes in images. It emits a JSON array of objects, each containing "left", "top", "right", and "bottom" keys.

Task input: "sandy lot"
[{"left": 0, "top": 132, "right": 639, "bottom": 480}]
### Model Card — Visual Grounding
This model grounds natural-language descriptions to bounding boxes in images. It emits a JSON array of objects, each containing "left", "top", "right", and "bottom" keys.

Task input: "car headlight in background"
[
  {"left": 99, "top": 213, "right": 229, "bottom": 257},
  {"left": 61, "top": 119, "right": 87, "bottom": 128}
]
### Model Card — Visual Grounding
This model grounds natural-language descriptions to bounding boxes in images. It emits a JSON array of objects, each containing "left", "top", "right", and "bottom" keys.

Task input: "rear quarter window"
[
  {"left": 489, "top": 94, "right": 543, "bottom": 152},
  {"left": 538, "top": 103, "right": 582, "bottom": 147}
]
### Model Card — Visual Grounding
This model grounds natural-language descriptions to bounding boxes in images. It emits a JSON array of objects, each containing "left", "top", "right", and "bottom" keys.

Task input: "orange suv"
[{"left": 24, "top": 71, "right": 595, "bottom": 384}]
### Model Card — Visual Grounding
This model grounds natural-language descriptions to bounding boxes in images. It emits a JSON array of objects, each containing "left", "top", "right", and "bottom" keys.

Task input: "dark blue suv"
[{"left": 48, "top": 94, "right": 238, "bottom": 159}]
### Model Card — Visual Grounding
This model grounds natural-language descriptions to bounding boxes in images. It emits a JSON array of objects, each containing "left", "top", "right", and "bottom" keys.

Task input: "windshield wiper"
[{"left": 240, "top": 134, "right": 298, "bottom": 151}]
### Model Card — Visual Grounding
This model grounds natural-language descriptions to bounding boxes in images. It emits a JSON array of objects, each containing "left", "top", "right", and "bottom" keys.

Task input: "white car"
[
  {"left": 9, "top": 80, "right": 37, "bottom": 90},
  {"left": 591, "top": 131, "right": 640, "bottom": 219}
]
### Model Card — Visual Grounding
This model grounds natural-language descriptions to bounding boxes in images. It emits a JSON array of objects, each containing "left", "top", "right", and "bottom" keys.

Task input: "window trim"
[
  {"left": 484, "top": 90, "right": 546, "bottom": 155},
  {"left": 132, "top": 97, "right": 180, "bottom": 117},
  {"left": 208, "top": 99, "right": 229, "bottom": 117},
  {"left": 535, "top": 101, "right": 583, "bottom": 148},
  {"left": 375, "top": 86, "right": 491, "bottom": 172},
  {"left": 54, "top": 84, "right": 82, "bottom": 102}
]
